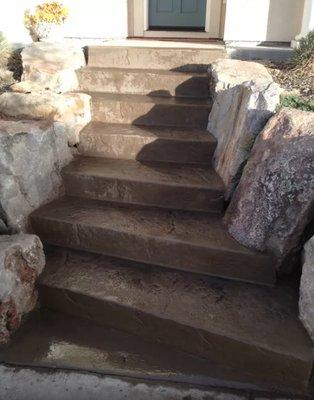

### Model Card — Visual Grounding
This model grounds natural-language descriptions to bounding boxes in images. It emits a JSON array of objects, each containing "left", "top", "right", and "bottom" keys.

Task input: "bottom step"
[
  {"left": 37, "top": 247, "right": 313, "bottom": 395},
  {"left": 0, "top": 310, "right": 265, "bottom": 394}
]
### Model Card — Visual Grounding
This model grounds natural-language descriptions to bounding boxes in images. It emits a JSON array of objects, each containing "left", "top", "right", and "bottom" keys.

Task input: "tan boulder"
[
  {"left": 0, "top": 119, "right": 72, "bottom": 232},
  {"left": 0, "top": 91, "right": 91, "bottom": 145},
  {"left": 224, "top": 108, "right": 314, "bottom": 271},
  {"left": 21, "top": 42, "right": 85, "bottom": 93},
  {"left": 0, "top": 234, "right": 45, "bottom": 344},
  {"left": 208, "top": 59, "right": 282, "bottom": 199}
]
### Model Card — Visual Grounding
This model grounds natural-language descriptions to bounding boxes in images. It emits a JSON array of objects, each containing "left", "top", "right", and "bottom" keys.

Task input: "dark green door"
[{"left": 149, "top": 0, "right": 207, "bottom": 30}]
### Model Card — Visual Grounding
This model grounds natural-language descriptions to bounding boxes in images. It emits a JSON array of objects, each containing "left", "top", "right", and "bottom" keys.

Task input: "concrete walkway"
[{"left": 0, "top": 365, "right": 301, "bottom": 400}]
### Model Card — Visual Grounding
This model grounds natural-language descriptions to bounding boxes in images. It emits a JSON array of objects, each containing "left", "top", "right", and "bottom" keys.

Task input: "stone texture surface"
[
  {"left": 0, "top": 234, "right": 45, "bottom": 344},
  {"left": 0, "top": 91, "right": 91, "bottom": 145},
  {"left": 0, "top": 119, "right": 72, "bottom": 233},
  {"left": 37, "top": 248, "right": 311, "bottom": 394},
  {"left": 63, "top": 156, "right": 225, "bottom": 213},
  {"left": 31, "top": 196, "right": 275, "bottom": 285},
  {"left": 207, "top": 59, "right": 281, "bottom": 199},
  {"left": 299, "top": 236, "right": 314, "bottom": 341},
  {"left": 21, "top": 42, "right": 85, "bottom": 93},
  {"left": 225, "top": 108, "right": 314, "bottom": 271}
]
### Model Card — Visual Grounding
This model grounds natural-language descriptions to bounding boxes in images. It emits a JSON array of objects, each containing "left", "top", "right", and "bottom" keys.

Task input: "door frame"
[{"left": 129, "top": 0, "right": 224, "bottom": 39}]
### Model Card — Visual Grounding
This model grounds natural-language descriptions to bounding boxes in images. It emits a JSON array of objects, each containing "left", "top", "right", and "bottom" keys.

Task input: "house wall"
[
  {"left": 1, "top": 0, "right": 128, "bottom": 46},
  {"left": 0, "top": 0, "right": 307, "bottom": 46},
  {"left": 224, "top": 0, "right": 305, "bottom": 43}
]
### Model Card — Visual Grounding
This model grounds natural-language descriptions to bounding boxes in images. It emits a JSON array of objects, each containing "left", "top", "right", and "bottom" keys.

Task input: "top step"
[{"left": 87, "top": 45, "right": 227, "bottom": 72}]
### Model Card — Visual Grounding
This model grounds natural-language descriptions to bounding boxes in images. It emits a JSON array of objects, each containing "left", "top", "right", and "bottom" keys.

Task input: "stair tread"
[
  {"left": 79, "top": 66, "right": 208, "bottom": 77},
  {"left": 32, "top": 196, "right": 265, "bottom": 255},
  {"left": 81, "top": 122, "right": 216, "bottom": 143},
  {"left": 89, "top": 92, "right": 211, "bottom": 107},
  {"left": 39, "top": 247, "right": 312, "bottom": 363},
  {"left": 0, "top": 310, "right": 232, "bottom": 388},
  {"left": 63, "top": 157, "right": 225, "bottom": 191}
]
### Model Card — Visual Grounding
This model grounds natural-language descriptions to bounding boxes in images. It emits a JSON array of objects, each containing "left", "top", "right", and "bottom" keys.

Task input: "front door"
[{"left": 149, "top": 0, "right": 207, "bottom": 30}]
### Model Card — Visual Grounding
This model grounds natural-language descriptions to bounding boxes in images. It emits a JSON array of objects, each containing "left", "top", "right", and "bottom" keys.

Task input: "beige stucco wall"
[
  {"left": 0, "top": 0, "right": 307, "bottom": 46},
  {"left": 224, "top": 0, "right": 305, "bottom": 43},
  {"left": 1, "top": 0, "right": 128, "bottom": 45}
]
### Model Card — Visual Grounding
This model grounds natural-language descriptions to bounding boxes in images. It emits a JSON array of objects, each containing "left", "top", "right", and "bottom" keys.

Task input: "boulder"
[
  {"left": 208, "top": 59, "right": 281, "bottom": 199},
  {"left": 21, "top": 42, "right": 85, "bottom": 93},
  {"left": 0, "top": 119, "right": 72, "bottom": 233},
  {"left": 0, "top": 91, "right": 91, "bottom": 145},
  {"left": 224, "top": 108, "right": 314, "bottom": 271},
  {"left": 0, "top": 234, "right": 45, "bottom": 344},
  {"left": 300, "top": 236, "right": 314, "bottom": 341}
]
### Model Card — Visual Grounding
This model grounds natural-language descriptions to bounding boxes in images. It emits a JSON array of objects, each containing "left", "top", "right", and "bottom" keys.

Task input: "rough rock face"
[
  {"left": 0, "top": 234, "right": 45, "bottom": 344},
  {"left": 208, "top": 59, "right": 281, "bottom": 199},
  {"left": 21, "top": 42, "right": 85, "bottom": 93},
  {"left": 0, "top": 119, "right": 72, "bottom": 233},
  {"left": 225, "top": 108, "right": 314, "bottom": 271},
  {"left": 300, "top": 236, "right": 314, "bottom": 341},
  {"left": 0, "top": 91, "right": 91, "bottom": 145}
]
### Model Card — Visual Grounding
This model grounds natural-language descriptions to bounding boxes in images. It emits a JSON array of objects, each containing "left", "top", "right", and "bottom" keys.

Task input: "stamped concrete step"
[
  {"left": 31, "top": 197, "right": 275, "bottom": 285},
  {"left": 0, "top": 310, "right": 269, "bottom": 396},
  {"left": 78, "top": 122, "right": 216, "bottom": 165},
  {"left": 77, "top": 67, "right": 209, "bottom": 98},
  {"left": 90, "top": 93, "right": 211, "bottom": 129},
  {"left": 36, "top": 247, "right": 313, "bottom": 395},
  {"left": 87, "top": 45, "right": 226, "bottom": 72},
  {"left": 62, "top": 157, "right": 225, "bottom": 213}
]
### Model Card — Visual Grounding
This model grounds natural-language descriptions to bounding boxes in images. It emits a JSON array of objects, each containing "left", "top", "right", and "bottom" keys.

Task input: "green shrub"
[
  {"left": 293, "top": 30, "right": 314, "bottom": 66},
  {"left": 280, "top": 93, "right": 314, "bottom": 112}
]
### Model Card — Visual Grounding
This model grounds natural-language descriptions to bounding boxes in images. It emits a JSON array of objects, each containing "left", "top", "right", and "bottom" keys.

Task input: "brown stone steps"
[
  {"left": 77, "top": 67, "right": 209, "bottom": 99},
  {"left": 90, "top": 92, "right": 211, "bottom": 129},
  {"left": 78, "top": 122, "right": 216, "bottom": 165},
  {"left": 87, "top": 45, "right": 226, "bottom": 72},
  {"left": 35, "top": 247, "right": 313, "bottom": 395},
  {"left": 30, "top": 196, "right": 275, "bottom": 285},
  {"left": 1, "top": 309, "right": 257, "bottom": 393},
  {"left": 62, "top": 157, "right": 225, "bottom": 213}
]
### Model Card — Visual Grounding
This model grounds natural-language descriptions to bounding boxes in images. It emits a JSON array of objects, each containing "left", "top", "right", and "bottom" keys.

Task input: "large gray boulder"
[
  {"left": 300, "top": 236, "right": 314, "bottom": 341},
  {"left": 21, "top": 42, "right": 85, "bottom": 93},
  {"left": 0, "top": 234, "right": 45, "bottom": 344},
  {"left": 224, "top": 108, "right": 314, "bottom": 271},
  {"left": 208, "top": 59, "right": 281, "bottom": 199},
  {"left": 0, "top": 119, "right": 72, "bottom": 233}
]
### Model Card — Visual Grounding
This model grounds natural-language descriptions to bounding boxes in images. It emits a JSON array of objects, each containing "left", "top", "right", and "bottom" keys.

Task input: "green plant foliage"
[
  {"left": 280, "top": 94, "right": 314, "bottom": 112},
  {"left": 293, "top": 30, "right": 314, "bottom": 66}
]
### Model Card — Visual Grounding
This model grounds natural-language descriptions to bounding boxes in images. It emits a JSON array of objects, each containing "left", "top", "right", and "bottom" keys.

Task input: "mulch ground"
[{"left": 261, "top": 58, "right": 314, "bottom": 101}]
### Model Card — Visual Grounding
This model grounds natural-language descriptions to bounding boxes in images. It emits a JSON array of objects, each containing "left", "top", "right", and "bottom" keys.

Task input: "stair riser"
[
  {"left": 91, "top": 97, "right": 210, "bottom": 129},
  {"left": 39, "top": 284, "right": 311, "bottom": 395},
  {"left": 31, "top": 217, "right": 275, "bottom": 285},
  {"left": 78, "top": 132, "right": 214, "bottom": 165},
  {"left": 63, "top": 173, "right": 224, "bottom": 213},
  {"left": 78, "top": 69, "right": 209, "bottom": 99},
  {"left": 87, "top": 47, "right": 226, "bottom": 72}
]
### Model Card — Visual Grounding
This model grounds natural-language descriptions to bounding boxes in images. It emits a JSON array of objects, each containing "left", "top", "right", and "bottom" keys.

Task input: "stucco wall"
[
  {"left": 0, "top": 0, "right": 307, "bottom": 46},
  {"left": 224, "top": 0, "right": 305, "bottom": 43},
  {"left": 1, "top": 0, "right": 128, "bottom": 46}
]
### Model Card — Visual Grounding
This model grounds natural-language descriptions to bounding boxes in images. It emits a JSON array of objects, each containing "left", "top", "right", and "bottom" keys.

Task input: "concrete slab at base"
[{"left": 1, "top": 363, "right": 307, "bottom": 400}]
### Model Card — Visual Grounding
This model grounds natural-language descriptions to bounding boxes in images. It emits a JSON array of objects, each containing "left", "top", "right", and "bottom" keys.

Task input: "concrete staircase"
[{"left": 19, "top": 45, "right": 313, "bottom": 395}]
